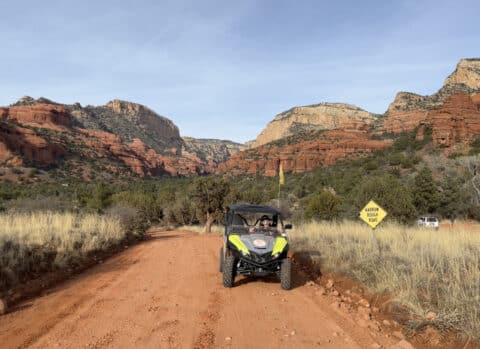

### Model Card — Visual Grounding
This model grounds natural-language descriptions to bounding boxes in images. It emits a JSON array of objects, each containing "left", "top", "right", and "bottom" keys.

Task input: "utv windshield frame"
[{"left": 225, "top": 204, "right": 284, "bottom": 235}]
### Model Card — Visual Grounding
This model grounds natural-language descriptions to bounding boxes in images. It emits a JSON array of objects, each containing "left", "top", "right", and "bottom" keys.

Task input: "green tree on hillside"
[
  {"left": 351, "top": 174, "right": 415, "bottom": 223},
  {"left": 86, "top": 182, "right": 112, "bottom": 212},
  {"left": 304, "top": 190, "right": 341, "bottom": 221},
  {"left": 438, "top": 177, "right": 468, "bottom": 219},
  {"left": 412, "top": 167, "right": 440, "bottom": 214},
  {"left": 191, "top": 177, "right": 230, "bottom": 233}
]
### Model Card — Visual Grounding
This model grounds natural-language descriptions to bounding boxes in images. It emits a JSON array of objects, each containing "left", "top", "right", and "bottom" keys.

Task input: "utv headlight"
[
  {"left": 273, "top": 253, "right": 280, "bottom": 259},
  {"left": 228, "top": 234, "right": 250, "bottom": 255},
  {"left": 271, "top": 237, "right": 288, "bottom": 256}
]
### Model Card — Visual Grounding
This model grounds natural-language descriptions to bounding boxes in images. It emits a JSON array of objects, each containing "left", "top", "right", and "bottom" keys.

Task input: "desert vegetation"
[
  {"left": 290, "top": 220, "right": 480, "bottom": 340},
  {"left": 1, "top": 127, "right": 480, "bottom": 226},
  {"left": 0, "top": 211, "right": 139, "bottom": 293}
]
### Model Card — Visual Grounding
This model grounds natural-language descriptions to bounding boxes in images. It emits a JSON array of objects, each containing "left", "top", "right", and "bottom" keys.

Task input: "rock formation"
[
  {"left": 421, "top": 92, "right": 480, "bottom": 150},
  {"left": 1, "top": 104, "right": 73, "bottom": 131},
  {"left": 0, "top": 122, "right": 65, "bottom": 165},
  {"left": 219, "top": 58, "right": 480, "bottom": 176},
  {"left": 182, "top": 137, "right": 245, "bottom": 165},
  {"left": 69, "top": 99, "right": 183, "bottom": 153},
  {"left": 218, "top": 128, "right": 392, "bottom": 176},
  {"left": 444, "top": 58, "right": 480, "bottom": 90},
  {"left": 253, "top": 103, "right": 378, "bottom": 147},
  {"left": 381, "top": 59, "right": 480, "bottom": 134},
  {"left": 0, "top": 98, "right": 216, "bottom": 178}
]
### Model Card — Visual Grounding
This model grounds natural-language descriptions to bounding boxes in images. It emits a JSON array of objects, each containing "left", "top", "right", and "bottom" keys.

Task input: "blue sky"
[{"left": 1, "top": 0, "right": 479, "bottom": 142}]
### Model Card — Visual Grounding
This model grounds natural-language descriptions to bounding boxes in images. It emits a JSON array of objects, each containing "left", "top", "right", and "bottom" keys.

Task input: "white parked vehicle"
[{"left": 417, "top": 216, "right": 439, "bottom": 230}]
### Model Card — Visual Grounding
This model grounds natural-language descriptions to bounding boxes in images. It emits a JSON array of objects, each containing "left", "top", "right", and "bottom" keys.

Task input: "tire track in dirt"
[{"left": 193, "top": 290, "right": 224, "bottom": 349}]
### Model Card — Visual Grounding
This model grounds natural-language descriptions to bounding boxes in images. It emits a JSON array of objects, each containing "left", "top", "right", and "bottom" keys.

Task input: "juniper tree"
[
  {"left": 191, "top": 177, "right": 230, "bottom": 233},
  {"left": 412, "top": 167, "right": 440, "bottom": 214}
]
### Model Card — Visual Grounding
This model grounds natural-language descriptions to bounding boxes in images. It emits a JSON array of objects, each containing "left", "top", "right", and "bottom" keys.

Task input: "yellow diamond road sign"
[{"left": 359, "top": 200, "right": 387, "bottom": 229}]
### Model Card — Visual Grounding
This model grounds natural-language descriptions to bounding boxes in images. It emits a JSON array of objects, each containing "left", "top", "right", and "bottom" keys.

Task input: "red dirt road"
[{"left": 0, "top": 230, "right": 400, "bottom": 349}]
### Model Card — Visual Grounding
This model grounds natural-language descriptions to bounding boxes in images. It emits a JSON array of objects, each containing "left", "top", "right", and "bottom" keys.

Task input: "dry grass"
[
  {"left": 0, "top": 212, "right": 127, "bottom": 293},
  {"left": 178, "top": 224, "right": 224, "bottom": 234},
  {"left": 289, "top": 220, "right": 480, "bottom": 340}
]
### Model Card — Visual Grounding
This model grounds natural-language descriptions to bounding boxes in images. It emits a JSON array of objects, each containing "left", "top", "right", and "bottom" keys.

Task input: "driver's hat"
[{"left": 260, "top": 215, "right": 271, "bottom": 224}]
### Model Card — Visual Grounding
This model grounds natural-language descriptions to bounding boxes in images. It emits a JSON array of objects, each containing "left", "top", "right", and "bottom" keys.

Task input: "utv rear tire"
[
  {"left": 219, "top": 247, "right": 224, "bottom": 272},
  {"left": 280, "top": 258, "right": 292, "bottom": 290},
  {"left": 223, "top": 255, "right": 236, "bottom": 288}
]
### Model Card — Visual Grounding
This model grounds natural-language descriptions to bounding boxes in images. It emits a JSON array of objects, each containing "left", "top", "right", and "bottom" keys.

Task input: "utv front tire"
[
  {"left": 280, "top": 258, "right": 292, "bottom": 290},
  {"left": 223, "top": 255, "right": 236, "bottom": 288}
]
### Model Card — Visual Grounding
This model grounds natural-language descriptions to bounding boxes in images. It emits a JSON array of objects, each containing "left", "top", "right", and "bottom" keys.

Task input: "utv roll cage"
[{"left": 225, "top": 204, "right": 284, "bottom": 232}]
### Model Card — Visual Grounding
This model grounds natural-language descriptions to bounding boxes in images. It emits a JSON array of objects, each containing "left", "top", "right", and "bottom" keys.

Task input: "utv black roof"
[{"left": 227, "top": 204, "right": 280, "bottom": 215}]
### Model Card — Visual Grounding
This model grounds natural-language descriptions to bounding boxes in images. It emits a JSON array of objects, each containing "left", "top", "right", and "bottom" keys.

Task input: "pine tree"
[{"left": 412, "top": 167, "right": 440, "bottom": 214}]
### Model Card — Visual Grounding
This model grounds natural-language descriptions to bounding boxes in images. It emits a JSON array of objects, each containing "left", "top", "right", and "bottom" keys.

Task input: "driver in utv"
[{"left": 259, "top": 215, "right": 272, "bottom": 228}]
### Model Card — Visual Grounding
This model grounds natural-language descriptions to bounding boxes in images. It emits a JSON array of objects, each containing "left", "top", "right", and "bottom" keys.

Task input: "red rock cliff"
[
  {"left": 217, "top": 129, "right": 392, "bottom": 176},
  {"left": 1, "top": 104, "right": 73, "bottom": 131},
  {"left": 0, "top": 102, "right": 211, "bottom": 177},
  {"left": 422, "top": 92, "right": 480, "bottom": 150}
]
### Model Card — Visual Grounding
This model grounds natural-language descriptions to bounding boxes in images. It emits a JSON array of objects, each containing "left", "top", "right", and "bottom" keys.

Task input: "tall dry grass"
[
  {"left": 289, "top": 221, "right": 480, "bottom": 340},
  {"left": 0, "top": 212, "right": 127, "bottom": 293}
]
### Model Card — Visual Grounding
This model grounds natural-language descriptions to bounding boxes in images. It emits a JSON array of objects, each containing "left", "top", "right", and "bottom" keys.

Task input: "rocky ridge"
[
  {"left": 444, "top": 58, "right": 480, "bottom": 90},
  {"left": 382, "top": 59, "right": 480, "bottom": 134},
  {"left": 219, "top": 58, "right": 480, "bottom": 176},
  {"left": 182, "top": 137, "right": 245, "bottom": 166},
  {"left": 253, "top": 103, "right": 378, "bottom": 147},
  {"left": 218, "top": 128, "right": 392, "bottom": 176},
  {"left": 68, "top": 99, "right": 183, "bottom": 154},
  {"left": 0, "top": 98, "right": 242, "bottom": 179}
]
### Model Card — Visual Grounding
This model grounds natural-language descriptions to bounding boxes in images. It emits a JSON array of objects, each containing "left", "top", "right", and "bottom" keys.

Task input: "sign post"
[{"left": 359, "top": 200, "right": 388, "bottom": 255}]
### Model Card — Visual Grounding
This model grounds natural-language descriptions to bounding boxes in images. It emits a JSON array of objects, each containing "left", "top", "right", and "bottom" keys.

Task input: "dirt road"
[{"left": 0, "top": 230, "right": 400, "bottom": 349}]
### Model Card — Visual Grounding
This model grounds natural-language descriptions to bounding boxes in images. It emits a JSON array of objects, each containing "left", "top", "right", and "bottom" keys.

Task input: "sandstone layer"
[
  {"left": 0, "top": 121, "right": 65, "bottom": 166},
  {"left": 0, "top": 104, "right": 73, "bottom": 131},
  {"left": 253, "top": 103, "right": 377, "bottom": 147},
  {"left": 218, "top": 129, "right": 392, "bottom": 176},
  {"left": 421, "top": 92, "right": 480, "bottom": 150},
  {"left": 0, "top": 99, "right": 215, "bottom": 178},
  {"left": 182, "top": 137, "right": 246, "bottom": 165},
  {"left": 444, "top": 58, "right": 480, "bottom": 90}
]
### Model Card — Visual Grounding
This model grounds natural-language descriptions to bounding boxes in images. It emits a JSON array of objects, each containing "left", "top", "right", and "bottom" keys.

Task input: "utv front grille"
[{"left": 240, "top": 251, "right": 277, "bottom": 265}]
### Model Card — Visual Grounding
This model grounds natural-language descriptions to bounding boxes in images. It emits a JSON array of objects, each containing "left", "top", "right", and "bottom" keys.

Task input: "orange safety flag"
[{"left": 279, "top": 162, "right": 285, "bottom": 185}]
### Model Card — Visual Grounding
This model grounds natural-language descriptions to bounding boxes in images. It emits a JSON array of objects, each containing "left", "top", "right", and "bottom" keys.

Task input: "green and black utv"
[{"left": 220, "top": 204, "right": 293, "bottom": 290}]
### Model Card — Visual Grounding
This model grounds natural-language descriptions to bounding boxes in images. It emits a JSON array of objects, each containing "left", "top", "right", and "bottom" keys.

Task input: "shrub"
[
  {"left": 303, "top": 191, "right": 341, "bottom": 221},
  {"left": 11, "top": 168, "right": 23, "bottom": 175},
  {"left": 86, "top": 182, "right": 112, "bottom": 212},
  {"left": 110, "top": 191, "right": 163, "bottom": 225},
  {"left": 468, "top": 137, "right": 480, "bottom": 155},
  {"left": 164, "top": 197, "right": 198, "bottom": 226},
  {"left": 105, "top": 204, "right": 147, "bottom": 239}
]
